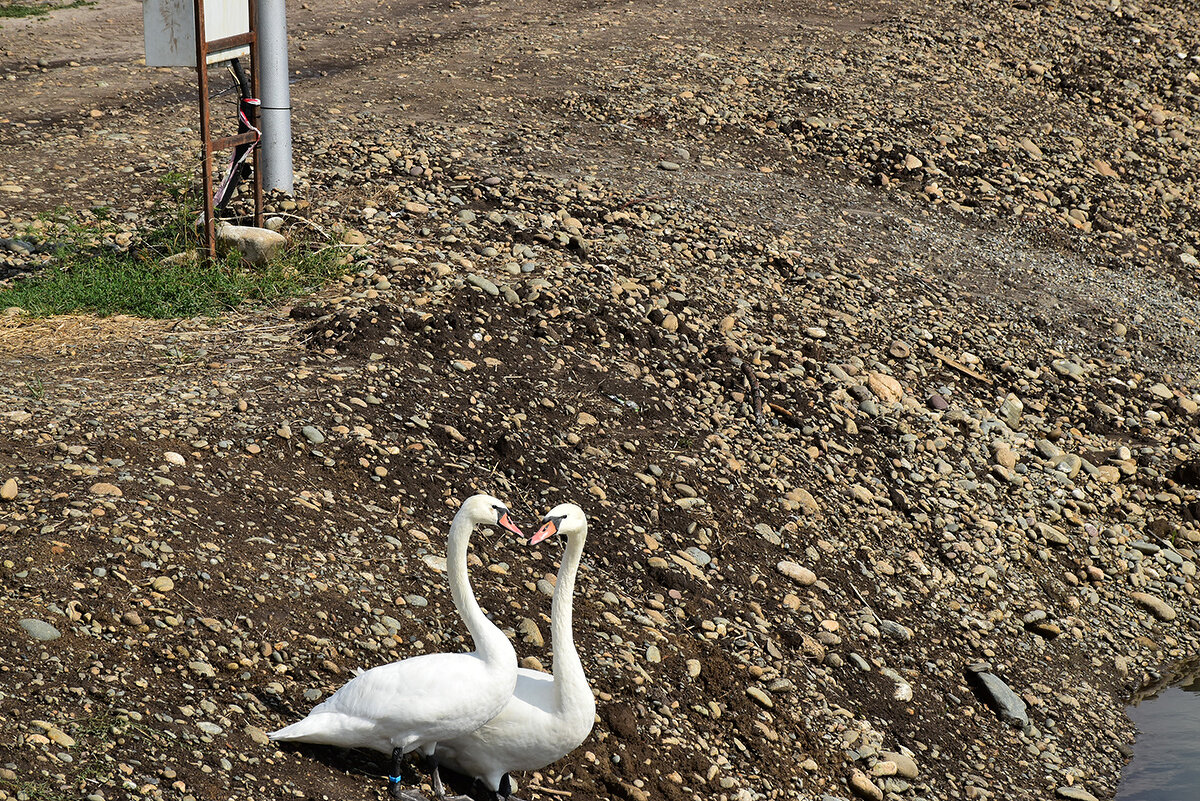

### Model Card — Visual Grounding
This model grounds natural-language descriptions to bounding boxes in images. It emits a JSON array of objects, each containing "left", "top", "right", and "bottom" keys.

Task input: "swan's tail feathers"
[
  {"left": 268, "top": 712, "right": 364, "bottom": 745},
  {"left": 267, "top": 717, "right": 321, "bottom": 742}
]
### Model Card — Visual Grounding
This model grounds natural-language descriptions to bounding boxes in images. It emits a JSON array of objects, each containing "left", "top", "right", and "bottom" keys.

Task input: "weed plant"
[
  {"left": 0, "top": 173, "right": 346, "bottom": 318},
  {"left": 0, "top": 0, "right": 93, "bottom": 20}
]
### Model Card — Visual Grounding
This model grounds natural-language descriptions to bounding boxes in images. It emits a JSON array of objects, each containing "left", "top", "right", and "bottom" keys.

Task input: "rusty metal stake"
[
  {"left": 249, "top": 0, "right": 263, "bottom": 229},
  {"left": 192, "top": 0, "right": 263, "bottom": 258},
  {"left": 194, "top": 0, "right": 216, "bottom": 260}
]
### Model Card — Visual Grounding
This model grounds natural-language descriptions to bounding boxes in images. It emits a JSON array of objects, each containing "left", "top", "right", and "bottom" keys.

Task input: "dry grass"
[{"left": 0, "top": 312, "right": 173, "bottom": 360}]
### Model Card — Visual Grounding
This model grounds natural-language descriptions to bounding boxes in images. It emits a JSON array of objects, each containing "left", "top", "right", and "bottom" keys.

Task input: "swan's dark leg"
[
  {"left": 414, "top": 753, "right": 436, "bottom": 774},
  {"left": 387, "top": 747, "right": 405, "bottom": 798},
  {"left": 499, "top": 775, "right": 529, "bottom": 801},
  {"left": 472, "top": 774, "right": 520, "bottom": 801},
  {"left": 411, "top": 752, "right": 453, "bottom": 800},
  {"left": 387, "top": 748, "right": 427, "bottom": 800},
  {"left": 463, "top": 777, "right": 490, "bottom": 801}
]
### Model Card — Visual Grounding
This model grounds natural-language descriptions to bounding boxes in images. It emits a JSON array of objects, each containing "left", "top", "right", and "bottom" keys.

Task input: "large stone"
[
  {"left": 19, "top": 619, "right": 61, "bottom": 641},
  {"left": 217, "top": 224, "right": 286, "bottom": 266},
  {"left": 1037, "top": 522, "right": 1070, "bottom": 546},
  {"left": 992, "top": 444, "right": 1018, "bottom": 470},
  {"left": 878, "top": 750, "right": 919, "bottom": 779},
  {"left": 189, "top": 660, "right": 216, "bottom": 677},
  {"left": 244, "top": 725, "right": 270, "bottom": 746},
  {"left": 1050, "top": 359, "right": 1085, "bottom": 381},
  {"left": 518, "top": 617, "right": 545, "bottom": 648},
  {"left": 1054, "top": 454, "right": 1083, "bottom": 478},
  {"left": 160, "top": 249, "right": 200, "bottom": 266},
  {"left": 47, "top": 728, "right": 75, "bottom": 747},
  {"left": 849, "top": 484, "right": 875, "bottom": 504},
  {"left": 998, "top": 394, "right": 1024, "bottom": 427},
  {"left": 848, "top": 769, "right": 883, "bottom": 801},
  {"left": 466, "top": 273, "right": 500, "bottom": 296},
  {"left": 777, "top": 560, "right": 817, "bottom": 586},
  {"left": 0, "top": 478, "right": 16, "bottom": 501},
  {"left": 867, "top": 372, "right": 904, "bottom": 403},
  {"left": 1035, "top": 438, "right": 1063, "bottom": 459},
  {"left": 968, "top": 669, "right": 1029, "bottom": 731},
  {"left": 1131, "top": 592, "right": 1176, "bottom": 621},
  {"left": 784, "top": 487, "right": 821, "bottom": 515}
]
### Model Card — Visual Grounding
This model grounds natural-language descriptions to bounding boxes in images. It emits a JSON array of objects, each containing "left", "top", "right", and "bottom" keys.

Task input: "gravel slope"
[{"left": 3, "top": 1, "right": 1200, "bottom": 801}]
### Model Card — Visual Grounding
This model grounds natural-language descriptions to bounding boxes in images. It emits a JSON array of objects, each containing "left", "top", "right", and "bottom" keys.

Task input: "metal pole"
[{"left": 256, "top": 0, "right": 293, "bottom": 194}]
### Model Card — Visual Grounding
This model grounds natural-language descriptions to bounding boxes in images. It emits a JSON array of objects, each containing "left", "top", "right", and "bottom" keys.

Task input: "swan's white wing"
[
  {"left": 270, "top": 651, "right": 516, "bottom": 753},
  {"left": 511, "top": 667, "right": 557, "bottom": 712}
]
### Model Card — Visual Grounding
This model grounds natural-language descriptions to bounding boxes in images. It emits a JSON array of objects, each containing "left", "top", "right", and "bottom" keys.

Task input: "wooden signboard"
[{"left": 144, "top": 0, "right": 263, "bottom": 257}]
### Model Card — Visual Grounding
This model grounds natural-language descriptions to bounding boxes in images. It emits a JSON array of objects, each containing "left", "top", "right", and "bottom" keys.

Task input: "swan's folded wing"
[
  {"left": 327, "top": 652, "right": 505, "bottom": 726},
  {"left": 513, "top": 668, "right": 557, "bottom": 713},
  {"left": 272, "top": 651, "right": 514, "bottom": 751}
]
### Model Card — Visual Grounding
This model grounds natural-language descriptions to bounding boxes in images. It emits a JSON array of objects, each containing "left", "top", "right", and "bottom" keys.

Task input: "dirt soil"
[{"left": 3, "top": 1, "right": 1200, "bottom": 801}]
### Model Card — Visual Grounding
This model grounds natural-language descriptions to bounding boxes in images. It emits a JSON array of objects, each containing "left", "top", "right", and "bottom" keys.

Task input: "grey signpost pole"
[{"left": 257, "top": 0, "right": 293, "bottom": 194}]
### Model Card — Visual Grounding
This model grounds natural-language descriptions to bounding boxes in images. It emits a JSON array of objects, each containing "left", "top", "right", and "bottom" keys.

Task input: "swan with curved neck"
[
  {"left": 269, "top": 494, "right": 523, "bottom": 800},
  {"left": 435, "top": 502, "right": 595, "bottom": 799}
]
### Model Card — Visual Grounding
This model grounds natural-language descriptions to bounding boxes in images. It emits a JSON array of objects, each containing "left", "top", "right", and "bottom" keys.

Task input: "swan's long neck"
[
  {"left": 447, "top": 509, "right": 507, "bottom": 664},
  {"left": 550, "top": 525, "right": 591, "bottom": 713}
]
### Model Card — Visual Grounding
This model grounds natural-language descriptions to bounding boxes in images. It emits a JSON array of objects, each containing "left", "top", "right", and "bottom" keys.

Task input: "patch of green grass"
[
  {"left": 0, "top": 710, "right": 152, "bottom": 801},
  {"left": 0, "top": 0, "right": 92, "bottom": 20},
  {"left": 0, "top": 175, "right": 348, "bottom": 319}
]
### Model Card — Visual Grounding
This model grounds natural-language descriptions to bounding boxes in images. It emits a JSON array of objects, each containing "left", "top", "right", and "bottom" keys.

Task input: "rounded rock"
[
  {"left": 19, "top": 618, "right": 61, "bottom": 641},
  {"left": 777, "top": 560, "right": 817, "bottom": 586}
]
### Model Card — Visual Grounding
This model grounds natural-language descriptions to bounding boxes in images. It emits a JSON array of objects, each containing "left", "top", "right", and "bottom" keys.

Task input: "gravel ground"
[{"left": 2, "top": 1, "right": 1200, "bottom": 801}]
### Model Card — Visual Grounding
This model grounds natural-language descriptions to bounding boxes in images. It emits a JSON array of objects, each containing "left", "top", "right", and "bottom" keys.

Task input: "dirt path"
[{"left": 0, "top": 0, "right": 896, "bottom": 210}]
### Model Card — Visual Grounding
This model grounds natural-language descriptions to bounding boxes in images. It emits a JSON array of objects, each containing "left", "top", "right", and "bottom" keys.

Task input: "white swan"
[
  {"left": 435, "top": 503, "right": 595, "bottom": 799},
  {"left": 269, "top": 494, "right": 524, "bottom": 800}
]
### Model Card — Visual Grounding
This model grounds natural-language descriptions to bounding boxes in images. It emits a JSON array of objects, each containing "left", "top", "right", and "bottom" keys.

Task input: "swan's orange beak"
[
  {"left": 498, "top": 511, "right": 523, "bottom": 537},
  {"left": 530, "top": 518, "right": 558, "bottom": 545}
]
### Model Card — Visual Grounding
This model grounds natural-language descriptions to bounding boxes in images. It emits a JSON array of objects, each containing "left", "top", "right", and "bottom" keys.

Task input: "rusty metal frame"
[{"left": 193, "top": 0, "right": 263, "bottom": 259}]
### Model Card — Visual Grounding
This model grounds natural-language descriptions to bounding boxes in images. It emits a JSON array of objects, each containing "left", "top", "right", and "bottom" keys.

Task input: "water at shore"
[{"left": 1117, "top": 665, "right": 1200, "bottom": 801}]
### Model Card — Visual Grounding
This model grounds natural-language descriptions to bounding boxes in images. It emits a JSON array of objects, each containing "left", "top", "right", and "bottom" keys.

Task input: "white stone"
[
  {"left": 777, "top": 560, "right": 817, "bottom": 586},
  {"left": 161, "top": 249, "right": 200, "bottom": 266},
  {"left": 217, "top": 224, "right": 286, "bottom": 266}
]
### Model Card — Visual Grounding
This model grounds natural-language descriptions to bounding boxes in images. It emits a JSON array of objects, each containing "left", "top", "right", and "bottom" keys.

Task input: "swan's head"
[
  {"left": 530, "top": 502, "right": 586, "bottom": 544},
  {"left": 463, "top": 493, "right": 524, "bottom": 536}
]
